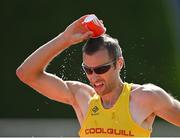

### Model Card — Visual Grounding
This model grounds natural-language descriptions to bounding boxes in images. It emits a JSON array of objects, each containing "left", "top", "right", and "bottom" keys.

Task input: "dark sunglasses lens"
[
  {"left": 94, "top": 65, "right": 111, "bottom": 74},
  {"left": 83, "top": 66, "right": 93, "bottom": 74}
]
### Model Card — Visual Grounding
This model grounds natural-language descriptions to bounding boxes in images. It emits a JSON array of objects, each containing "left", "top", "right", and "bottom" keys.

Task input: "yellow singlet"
[{"left": 79, "top": 82, "right": 151, "bottom": 137}]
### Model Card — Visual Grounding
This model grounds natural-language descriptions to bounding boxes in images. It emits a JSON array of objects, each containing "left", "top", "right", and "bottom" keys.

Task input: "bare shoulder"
[
  {"left": 66, "top": 81, "right": 95, "bottom": 102},
  {"left": 131, "top": 83, "right": 180, "bottom": 126},
  {"left": 131, "top": 83, "right": 174, "bottom": 109},
  {"left": 66, "top": 81, "right": 95, "bottom": 95},
  {"left": 132, "top": 83, "right": 165, "bottom": 96}
]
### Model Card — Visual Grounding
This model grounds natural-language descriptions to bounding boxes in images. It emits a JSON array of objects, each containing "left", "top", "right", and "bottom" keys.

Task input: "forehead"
[{"left": 83, "top": 49, "right": 111, "bottom": 67}]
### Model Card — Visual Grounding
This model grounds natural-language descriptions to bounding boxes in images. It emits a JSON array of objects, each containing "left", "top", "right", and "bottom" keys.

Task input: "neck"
[{"left": 101, "top": 79, "right": 124, "bottom": 109}]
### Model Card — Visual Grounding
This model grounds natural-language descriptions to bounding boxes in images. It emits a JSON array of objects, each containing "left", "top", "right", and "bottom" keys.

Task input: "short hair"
[{"left": 82, "top": 34, "right": 122, "bottom": 60}]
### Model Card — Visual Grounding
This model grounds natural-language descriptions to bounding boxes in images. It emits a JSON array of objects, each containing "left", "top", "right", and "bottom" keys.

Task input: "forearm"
[{"left": 16, "top": 33, "right": 70, "bottom": 80}]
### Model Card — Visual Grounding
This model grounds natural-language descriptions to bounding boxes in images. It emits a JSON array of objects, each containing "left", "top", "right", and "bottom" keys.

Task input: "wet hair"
[{"left": 82, "top": 34, "right": 122, "bottom": 60}]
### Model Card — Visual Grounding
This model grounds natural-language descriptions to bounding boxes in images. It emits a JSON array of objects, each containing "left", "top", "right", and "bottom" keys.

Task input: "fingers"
[
  {"left": 72, "top": 14, "right": 92, "bottom": 31},
  {"left": 81, "top": 31, "right": 93, "bottom": 41},
  {"left": 100, "top": 20, "right": 103, "bottom": 24}
]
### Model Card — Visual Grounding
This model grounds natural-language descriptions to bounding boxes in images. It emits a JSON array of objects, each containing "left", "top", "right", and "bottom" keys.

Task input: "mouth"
[{"left": 93, "top": 82, "right": 104, "bottom": 91}]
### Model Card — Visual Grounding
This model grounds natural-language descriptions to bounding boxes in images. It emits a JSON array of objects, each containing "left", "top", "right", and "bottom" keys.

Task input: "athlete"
[{"left": 16, "top": 14, "right": 180, "bottom": 137}]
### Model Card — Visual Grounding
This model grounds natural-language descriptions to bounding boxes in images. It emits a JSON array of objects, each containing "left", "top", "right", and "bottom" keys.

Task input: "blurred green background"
[{"left": 1, "top": 0, "right": 180, "bottom": 120}]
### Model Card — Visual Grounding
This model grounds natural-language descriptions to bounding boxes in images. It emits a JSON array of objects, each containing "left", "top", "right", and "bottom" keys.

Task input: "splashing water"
[
  {"left": 122, "top": 59, "right": 127, "bottom": 82},
  {"left": 58, "top": 47, "right": 87, "bottom": 83},
  {"left": 123, "top": 68, "right": 127, "bottom": 82}
]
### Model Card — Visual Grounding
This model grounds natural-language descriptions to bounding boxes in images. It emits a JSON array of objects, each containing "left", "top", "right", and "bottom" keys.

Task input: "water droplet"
[{"left": 139, "top": 72, "right": 143, "bottom": 75}]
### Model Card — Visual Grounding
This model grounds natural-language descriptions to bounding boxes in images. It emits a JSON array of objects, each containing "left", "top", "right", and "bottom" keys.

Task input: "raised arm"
[{"left": 16, "top": 15, "right": 93, "bottom": 105}]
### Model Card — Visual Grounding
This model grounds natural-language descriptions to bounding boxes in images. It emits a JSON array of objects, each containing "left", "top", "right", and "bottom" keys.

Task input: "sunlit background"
[{"left": 1, "top": 0, "right": 180, "bottom": 137}]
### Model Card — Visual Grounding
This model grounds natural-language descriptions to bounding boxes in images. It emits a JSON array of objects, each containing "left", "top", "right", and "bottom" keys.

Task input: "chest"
[
  {"left": 77, "top": 94, "right": 153, "bottom": 128},
  {"left": 78, "top": 94, "right": 152, "bottom": 137}
]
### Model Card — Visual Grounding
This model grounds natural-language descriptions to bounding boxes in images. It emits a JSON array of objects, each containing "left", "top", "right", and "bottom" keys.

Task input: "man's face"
[{"left": 82, "top": 49, "right": 120, "bottom": 96}]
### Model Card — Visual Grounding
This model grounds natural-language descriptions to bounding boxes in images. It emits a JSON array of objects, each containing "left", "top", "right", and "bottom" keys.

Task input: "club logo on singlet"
[{"left": 91, "top": 106, "right": 99, "bottom": 115}]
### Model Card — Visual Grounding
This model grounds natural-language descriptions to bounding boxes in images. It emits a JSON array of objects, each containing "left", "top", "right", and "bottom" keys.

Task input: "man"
[{"left": 16, "top": 14, "right": 180, "bottom": 137}]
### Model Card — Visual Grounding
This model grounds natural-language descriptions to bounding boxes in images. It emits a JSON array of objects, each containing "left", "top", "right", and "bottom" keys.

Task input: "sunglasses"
[{"left": 82, "top": 59, "right": 116, "bottom": 75}]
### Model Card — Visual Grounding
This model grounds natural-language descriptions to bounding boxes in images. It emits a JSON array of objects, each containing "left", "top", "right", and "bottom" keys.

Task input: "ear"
[{"left": 117, "top": 57, "right": 124, "bottom": 70}]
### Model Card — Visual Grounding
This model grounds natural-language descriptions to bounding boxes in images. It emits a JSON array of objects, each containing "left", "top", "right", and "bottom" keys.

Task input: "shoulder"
[
  {"left": 130, "top": 83, "right": 180, "bottom": 126},
  {"left": 66, "top": 81, "right": 95, "bottom": 101},
  {"left": 132, "top": 83, "right": 171, "bottom": 99},
  {"left": 131, "top": 83, "right": 174, "bottom": 109},
  {"left": 66, "top": 81, "right": 95, "bottom": 95}
]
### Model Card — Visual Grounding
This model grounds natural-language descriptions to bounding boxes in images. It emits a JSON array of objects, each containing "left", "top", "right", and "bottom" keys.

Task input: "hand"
[{"left": 62, "top": 15, "right": 94, "bottom": 46}]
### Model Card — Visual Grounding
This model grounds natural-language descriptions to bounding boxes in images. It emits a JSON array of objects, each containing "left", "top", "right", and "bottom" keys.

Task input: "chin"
[
  {"left": 95, "top": 90, "right": 103, "bottom": 96},
  {"left": 94, "top": 85, "right": 110, "bottom": 96},
  {"left": 96, "top": 90, "right": 109, "bottom": 97}
]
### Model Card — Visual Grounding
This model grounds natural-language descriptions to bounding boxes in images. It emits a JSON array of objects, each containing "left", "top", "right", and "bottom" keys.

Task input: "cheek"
[
  {"left": 102, "top": 72, "right": 114, "bottom": 82},
  {"left": 106, "top": 70, "right": 118, "bottom": 82}
]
